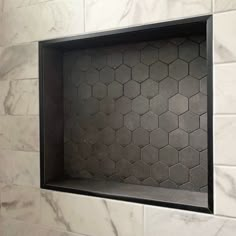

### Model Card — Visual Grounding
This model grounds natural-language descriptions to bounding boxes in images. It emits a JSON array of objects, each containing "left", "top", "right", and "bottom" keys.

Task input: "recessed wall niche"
[{"left": 40, "top": 16, "right": 213, "bottom": 213}]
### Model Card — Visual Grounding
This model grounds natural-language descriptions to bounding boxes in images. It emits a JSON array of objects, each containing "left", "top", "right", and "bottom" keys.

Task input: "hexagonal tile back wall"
[{"left": 64, "top": 35, "right": 208, "bottom": 192}]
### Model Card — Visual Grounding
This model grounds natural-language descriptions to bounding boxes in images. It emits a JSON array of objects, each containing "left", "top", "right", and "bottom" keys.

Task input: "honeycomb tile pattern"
[{"left": 64, "top": 35, "right": 208, "bottom": 192}]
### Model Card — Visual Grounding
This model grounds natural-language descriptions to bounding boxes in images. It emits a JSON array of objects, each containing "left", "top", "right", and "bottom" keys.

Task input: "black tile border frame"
[
  {"left": 206, "top": 16, "right": 213, "bottom": 214},
  {"left": 39, "top": 15, "right": 214, "bottom": 214}
]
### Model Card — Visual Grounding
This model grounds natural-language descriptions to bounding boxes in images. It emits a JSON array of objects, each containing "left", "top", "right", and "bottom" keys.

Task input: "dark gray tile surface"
[
  {"left": 133, "top": 127, "right": 149, "bottom": 147},
  {"left": 150, "top": 95, "right": 168, "bottom": 115},
  {"left": 179, "top": 147, "right": 200, "bottom": 168},
  {"left": 169, "top": 128, "right": 189, "bottom": 150},
  {"left": 124, "top": 112, "right": 140, "bottom": 131},
  {"left": 150, "top": 61, "right": 168, "bottom": 81},
  {"left": 159, "top": 145, "right": 178, "bottom": 167},
  {"left": 170, "top": 163, "right": 189, "bottom": 185},
  {"left": 116, "top": 127, "right": 132, "bottom": 146},
  {"left": 49, "top": 178, "right": 208, "bottom": 208},
  {"left": 179, "top": 75, "right": 200, "bottom": 98},
  {"left": 159, "top": 42, "right": 178, "bottom": 64},
  {"left": 141, "top": 144, "right": 159, "bottom": 164},
  {"left": 124, "top": 80, "right": 140, "bottom": 99},
  {"left": 93, "top": 82, "right": 107, "bottom": 99},
  {"left": 179, "top": 40, "right": 199, "bottom": 62},
  {"left": 190, "top": 57, "right": 207, "bottom": 79},
  {"left": 169, "top": 59, "right": 188, "bottom": 80},
  {"left": 159, "top": 111, "right": 178, "bottom": 132},
  {"left": 108, "top": 81, "right": 123, "bottom": 99},
  {"left": 141, "top": 45, "right": 158, "bottom": 65},
  {"left": 150, "top": 128, "right": 168, "bottom": 148},
  {"left": 179, "top": 111, "right": 199, "bottom": 132},
  {"left": 132, "top": 95, "right": 149, "bottom": 115},
  {"left": 141, "top": 111, "right": 158, "bottom": 131},
  {"left": 116, "top": 64, "right": 131, "bottom": 84},
  {"left": 159, "top": 77, "right": 178, "bottom": 98},
  {"left": 124, "top": 144, "right": 141, "bottom": 163},
  {"left": 132, "top": 63, "right": 149, "bottom": 82},
  {"left": 141, "top": 79, "right": 159, "bottom": 98},
  {"left": 151, "top": 162, "right": 169, "bottom": 182},
  {"left": 169, "top": 94, "right": 188, "bottom": 115},
  {"left": 64, "top": 35, "right": 208, "bottom": 192}
]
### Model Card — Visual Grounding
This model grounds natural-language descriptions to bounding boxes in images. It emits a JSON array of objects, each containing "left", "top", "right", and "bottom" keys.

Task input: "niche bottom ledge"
[{"left": 44, "top": 178, "right": 209, "bottom": 212}]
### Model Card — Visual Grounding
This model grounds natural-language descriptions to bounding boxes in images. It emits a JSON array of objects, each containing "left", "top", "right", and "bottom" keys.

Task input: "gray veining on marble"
[
  {"left": 0, "top": 0, "right": 84, "bottom": 46},
  {"left": 0, "top": 79, "right": 39, "bottom": 115},
  {"left": 0, "top": 217, "right": 84, "bottom": 236},
  {"left": 11, "top": 79, "right": 37, "bottom": 115},
  {"left": 0, "top": 150, "right": 39, "bottom": 187},
  {"left": 0, "top": 80, "right": 10, "bottom": 115},
  {"left": 85, "top": 0, "right": 212, "bottom": 33},
  {"left": 214, "top": 63, "right": 236, "bottom": 114},
  {"left": 0, "top": 0, "right": 54, "bottom": 12},
  {"left": 1, "top": 185, "right": 41, "bottom": 223},
  {"left": 0, "top": 116, "right": 39, "bottom": 151},
  {"left": 214, "top": 116, "right": 236, "bottom": 165},
  {"left": 41, "top": 190, "right": 143, "bottom": 236},
  {"left": 215, "top": 166, "right": 236, "bottom": 218},
  {"left": 214, "top": 0, "right": 236, "bottom": 13},
  {"left": 144, "top": 205, "right": 236, "bottom": 236},
  {"left": 0, "top": 182, "right": 6, "bottom": 212},
  {"left": 0, "top": 43, "right": 38, "bottom": 81},
  {"left": 214, "top": 11, "right": 236, "bottom": 63}
]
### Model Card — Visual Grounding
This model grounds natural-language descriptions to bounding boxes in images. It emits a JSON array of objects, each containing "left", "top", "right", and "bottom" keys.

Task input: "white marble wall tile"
[
  {"left": 0, "top": 0, "right": 84, "bottom": 46},
  {"left": 0, "top": 182, "right": 5, "bottom": 192},
  {"left": 214, "top": 63, "right": 236, "bottom": 114},
  {"left": 0, "top": 217, "right": 84, "bottom": 236},
  {"left": 214, "top": 0, "right": 236, "bottom": 13},
  {"left": 85, "top": 0, "right": 212, "bottom": 33},
  {"left": 1, "top": 185, "right": 40, "bottom": 223},
  {"left": 214, "top": 116, "right": 236, "bottom": 165},
  {"left": 215, "top": 166, "right": 236, "bottom": 218},
  {"left": 144, "top": 205, "right": 236, "bottom": 236},
  {"left": 0, "top": 116, "right": 39, "bottom": 151},
  {"left": 0, "top": 182, "right": 6, "bottom": 211},
  {"left": 0, "top": 43, "right": 38, "bottom": 81},
  {"left": 0, "top": 150, "right": 39, "bottom": 187},
  {"left": 41, "top": 190, "right": 143, "bottom": 236},
  {"left": 1, "top": 0, "right": 54, "bottom": 12},
  {"left": 0, "top": 80, "right": 10, "bottom": 115},
  {"left": 214, "top": 11, "right": 236, "bottom": 63},
  {"left": 0, "top": 217, "right": 4, "bottom": 236},
  {"left": 0, "top": 0, "right": 3, "bottom": 12},
  {"left": 0, "top": 79, "right": 39, "bottom": 115}
]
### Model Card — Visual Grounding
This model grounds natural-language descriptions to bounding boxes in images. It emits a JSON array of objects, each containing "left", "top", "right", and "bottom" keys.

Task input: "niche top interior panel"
[{"left": 40, "top": 16, "right": 207, "bottom": 50}]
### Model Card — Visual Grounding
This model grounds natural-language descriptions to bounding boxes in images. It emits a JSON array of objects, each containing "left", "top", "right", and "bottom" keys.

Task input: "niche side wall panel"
[{"left": 40, "top": 47, "right": 64, "bottom": 183}]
